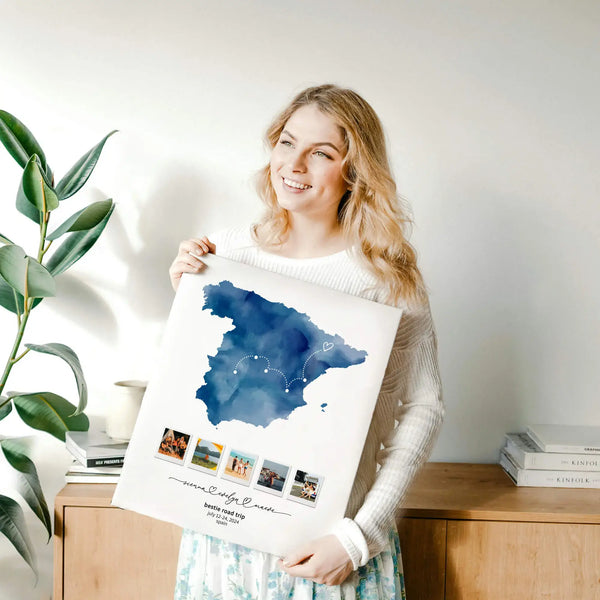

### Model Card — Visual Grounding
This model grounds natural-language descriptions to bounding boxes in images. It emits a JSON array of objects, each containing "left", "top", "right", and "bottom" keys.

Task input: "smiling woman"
[
  {"left": 169, "top": 84, "right": 444, "bottom": 599},
  {"left": 269, "top": 104, "right": 349, "bottom": 239}
]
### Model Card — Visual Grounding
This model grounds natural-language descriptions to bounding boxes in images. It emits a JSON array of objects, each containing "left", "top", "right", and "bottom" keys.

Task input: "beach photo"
[
  {"left": 255, "top": 459, "right": 290, "bottom": 497},
  {"left": 221, "top": 449, "right": 257, "bottom": 487},
  {"left": 155, "top": 427, "right": 191, "bottom": 465},
  {"left": 188, "top": 438, "right": 224, "bottom": 475},
  {"left": 288, "top": 469, "right": 323, "bottom": 507}
]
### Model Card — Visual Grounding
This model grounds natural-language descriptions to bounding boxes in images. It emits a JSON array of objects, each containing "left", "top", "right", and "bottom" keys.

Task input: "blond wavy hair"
[{"left": 254, "top": 84, "right": 426, "bottom": 307}]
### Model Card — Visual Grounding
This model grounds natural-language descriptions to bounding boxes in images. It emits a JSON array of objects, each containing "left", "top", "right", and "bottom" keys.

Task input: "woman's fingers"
[
  {"left": 200, "top": 236, "right": 216, "bottom": 254},
  {"left": 280, "top": 545, "right": 313, "bottom": 568},
  {"left": 170, "top": 237, "right": 216, "bottom": 291},
  {"left": 279, "top": 535, "right": 354, "bottom": 586},
  {"left": 180, "top": 238, "right": 215, "bottom": 257}
]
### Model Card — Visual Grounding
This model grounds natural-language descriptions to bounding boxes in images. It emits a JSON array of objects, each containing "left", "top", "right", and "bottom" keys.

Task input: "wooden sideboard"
[{"left": 54, "top": 463, "right": 600, "bottom": 599}]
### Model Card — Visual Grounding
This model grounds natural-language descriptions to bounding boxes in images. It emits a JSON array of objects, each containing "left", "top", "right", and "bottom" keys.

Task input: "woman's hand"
[
  {"left": 279, "top": 534, "right": 353, "bottom": 586},
  {"left": 169, "top": 237, "right": 216, "bottom": 291}
]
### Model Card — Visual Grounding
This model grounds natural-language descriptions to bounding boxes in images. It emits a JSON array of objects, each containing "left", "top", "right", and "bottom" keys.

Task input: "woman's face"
[{"left": 270, "top": 104, "right": 348, "bottom": 222}]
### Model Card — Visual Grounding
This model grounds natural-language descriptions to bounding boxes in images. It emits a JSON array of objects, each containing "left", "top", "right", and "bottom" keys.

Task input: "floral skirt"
[{"left": 174, "top": 528, "right": 406, "bottom": 600}]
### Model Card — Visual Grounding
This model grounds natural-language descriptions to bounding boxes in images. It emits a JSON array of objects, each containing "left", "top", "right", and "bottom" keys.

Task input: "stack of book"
[
  {"left": 65, "top": 430, "right": 128, "bottom": 483},
  {"left": 499, "top": 424, "right": 600, "bottom": 488}
]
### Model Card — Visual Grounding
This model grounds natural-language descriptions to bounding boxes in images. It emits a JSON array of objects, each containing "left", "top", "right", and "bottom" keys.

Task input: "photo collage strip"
[{"left": 155, "top": 427, "right": 324, "bottom": 507}]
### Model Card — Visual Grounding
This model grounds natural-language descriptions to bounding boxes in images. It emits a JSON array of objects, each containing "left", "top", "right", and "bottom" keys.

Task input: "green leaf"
[
  {"left": 0, "top": 110, "right": 47, "bottom": 173},
  {"left": 0, "top": 439, "right": 51, "bottom": 541},
  {"left": 47, "top": 199, "right": 114, "bottom": 241},
  {"left": 0, "top": 494, "right": 37, "bottom": 576},
  {"left": 0, "top": 279, "right": 43, "bottom": 315},
  {"left": 0, "top": 233, "right": 14, "bottom": 245},
  {"left": 55, "top": 131, "right": 117, "bottom": 200},
  {"left": 20, "top": 155, "right": 59, "bottom": 213},
  {"left": 12, "top": 392, "right": 89, "bottom": 441},
  {"left": 0, "top": 398, "right": 12, "bottom": 420},
  {"left": 25, "top": 344, "right": 87, "bottom": 415},
  {"left": 0, "top": 245, "right": 56, "bottom": 298},
  {"left": 46, "top": 200, "right": 114, "bottom": 276},
  {"left": 16, "top": 179, "right": 41, "bottom": 224},
  {"left": 0, "top": 277, "right": 23, "bottom": 314}
]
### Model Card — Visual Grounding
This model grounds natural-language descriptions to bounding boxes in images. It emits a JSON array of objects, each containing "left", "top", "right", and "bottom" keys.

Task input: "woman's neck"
[{"left": 261, "top": 217, "right": 349, "bottom": 259}]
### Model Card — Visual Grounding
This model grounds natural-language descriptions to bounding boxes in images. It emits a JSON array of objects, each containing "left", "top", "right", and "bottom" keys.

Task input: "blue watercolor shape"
[{"left": 196, "top": 280, "right": 367, "bottom": 427}]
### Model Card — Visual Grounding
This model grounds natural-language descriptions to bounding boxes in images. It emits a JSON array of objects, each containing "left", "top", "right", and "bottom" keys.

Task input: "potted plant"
[{"left": 0, "top": 110, "right": 116, "bottom": 577}]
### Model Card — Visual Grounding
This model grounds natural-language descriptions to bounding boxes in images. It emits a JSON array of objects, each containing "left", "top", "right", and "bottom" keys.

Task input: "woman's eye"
[
  {"left": 314, "top": 150, "right": 332, "bottom": 159},
  {"left": 279, "top": 139, "right": 293, "bottom": 147}
]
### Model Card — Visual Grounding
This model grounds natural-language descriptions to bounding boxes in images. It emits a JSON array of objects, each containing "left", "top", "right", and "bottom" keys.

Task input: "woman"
[{"left": 170, "top": 84, "right": 443, "bottom": 599}]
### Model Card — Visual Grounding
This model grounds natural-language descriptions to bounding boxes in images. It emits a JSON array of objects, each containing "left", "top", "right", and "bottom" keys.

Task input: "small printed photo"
[
  {"left": 254, "top": 459, "right": 291, "bottom": 497},
  {"left": 221, "top": 449, "right": 257, "bottom": 487},
  {"left": 287, "top": 470, "right": 324, "bottom": 507},
  {"left": 155, "top": 427, "right": 191, "bottom": 465},
  {"left": 188, "top": 438, "right": 224, "bottom": 475}
]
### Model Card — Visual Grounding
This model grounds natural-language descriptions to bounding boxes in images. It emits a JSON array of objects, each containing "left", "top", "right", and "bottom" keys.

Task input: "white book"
[
  {"left": 67, "top": 459, "right": 123, "bottom": 475},
  {"left": 65, "top": 470, "right": 121, "bottom": 484},
  {"left": 504, "top": 433, "right": 600, "bottom": 471},
  {"left": 499, "top": 449, "right": 600, "bottom": 488},
  {"left": 526, "top": 424, "right": 600, "bottom": 454},
  {"left": 65, "top": 430, "right": 128, "bottom": 468}
]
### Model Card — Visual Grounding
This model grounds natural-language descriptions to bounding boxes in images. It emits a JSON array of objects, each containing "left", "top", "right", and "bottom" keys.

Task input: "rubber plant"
[{"left": 0, "top": 110, "right": 116, "bottom": 577}]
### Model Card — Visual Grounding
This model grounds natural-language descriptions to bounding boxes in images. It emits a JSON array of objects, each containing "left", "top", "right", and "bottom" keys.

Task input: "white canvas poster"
[{"left": 112, "top": 254, "right": 402, "bottom": 557}]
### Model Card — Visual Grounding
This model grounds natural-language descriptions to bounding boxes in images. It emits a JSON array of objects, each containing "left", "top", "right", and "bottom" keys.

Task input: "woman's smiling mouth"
[{"left": 282, "top": 177, "right": 312, "bottom": 190}]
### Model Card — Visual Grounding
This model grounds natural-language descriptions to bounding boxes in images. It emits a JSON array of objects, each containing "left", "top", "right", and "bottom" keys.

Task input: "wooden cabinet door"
[
  {"left": 62, "top": 507, "right": 182, "bottom": 600},
  {"left": 446, "top": 520, "right": 600, "bottom": 600},
  {"left": 397, "top": 517, "right": 446, "bottom": 600}
]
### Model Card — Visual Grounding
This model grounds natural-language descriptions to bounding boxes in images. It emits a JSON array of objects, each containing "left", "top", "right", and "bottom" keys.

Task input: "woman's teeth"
[{"left": 283, "top": 177, "right": 311, "bottom": 190}]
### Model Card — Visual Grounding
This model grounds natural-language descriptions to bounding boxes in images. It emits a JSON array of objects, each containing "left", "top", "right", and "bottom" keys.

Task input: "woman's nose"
[{"left": 289, "top": 151, "right": 307, "bottom": 173}]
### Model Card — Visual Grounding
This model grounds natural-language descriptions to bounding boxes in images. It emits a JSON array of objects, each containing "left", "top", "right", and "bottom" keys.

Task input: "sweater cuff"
[{"left": 332, "top": 518, "right": 370, "bottom": 570}]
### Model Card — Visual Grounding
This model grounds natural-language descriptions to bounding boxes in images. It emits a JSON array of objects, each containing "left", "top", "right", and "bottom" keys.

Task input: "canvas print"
[
  {"left": 288, "top": 470, "right": 324, "bottom": 507},
  {"left": 155, "top": 428, "right": 191, "bottom": 465},
  {"left": 113, "top": 254, "right": 402, "bottom": 557},
  {"left": 188, "top": 438, "right": 224, "bottom": 475},
  {"left": 255, "top": 459, "right": 290, "bottom": 497}
]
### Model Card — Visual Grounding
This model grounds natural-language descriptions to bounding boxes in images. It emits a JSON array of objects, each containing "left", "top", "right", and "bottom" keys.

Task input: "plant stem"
[
  {"left": 0, "top": 210, "right": 50, "bottom": 403},
  {"left": 12, "top": 289, "right": 21, "bottom": 326},
  {"left": 0, "top": 307, "right": 32, "bottom": 399},
  {"left": 12, "top": 348, "right": 31, "bottom": 364},
  {"left": 41, "top": 240, "right": 53, "bottom": 258},
  {"left": 37, "top": 212, "right": 49, "bottom": 261}
]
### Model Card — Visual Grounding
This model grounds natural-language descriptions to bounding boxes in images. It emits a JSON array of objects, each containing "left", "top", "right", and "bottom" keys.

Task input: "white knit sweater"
[{"left": 208, "top": 226, "right": 444, "bottom": 570}]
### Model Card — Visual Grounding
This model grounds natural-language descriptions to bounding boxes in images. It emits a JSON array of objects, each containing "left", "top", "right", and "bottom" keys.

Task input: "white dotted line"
[{"left": 233, "top": 345, "right": 334, "bottom": 393}]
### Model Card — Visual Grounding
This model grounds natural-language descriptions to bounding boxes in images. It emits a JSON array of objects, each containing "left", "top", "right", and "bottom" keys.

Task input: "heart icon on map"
[{"left": 323, "top": 342, "right": 334, "bottom": 352}]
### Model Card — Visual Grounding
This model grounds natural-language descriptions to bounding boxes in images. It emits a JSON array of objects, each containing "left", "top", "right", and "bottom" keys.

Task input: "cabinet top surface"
[{"left": 56, "top": 463, "right": 600, "bottom": 523}]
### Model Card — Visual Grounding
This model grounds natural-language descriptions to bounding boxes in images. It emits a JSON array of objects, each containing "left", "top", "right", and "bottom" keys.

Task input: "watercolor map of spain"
[{"left": 196, "top": 281, "right": 368, "bottom": 427}]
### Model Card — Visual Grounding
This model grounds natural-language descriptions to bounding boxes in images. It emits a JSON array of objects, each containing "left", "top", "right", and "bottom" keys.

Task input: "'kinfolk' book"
[
  {"left": 504, "top": 433, "right": 600, "bottom": 471},
  {"left": 65, "top": 430, "right": 128, "bottom": 468},
  {"left": 526, "top": 424, "right": 600, "bottom": 454},
  {"left": 500, "top": 449, "right": 600, "bottom": 488}
]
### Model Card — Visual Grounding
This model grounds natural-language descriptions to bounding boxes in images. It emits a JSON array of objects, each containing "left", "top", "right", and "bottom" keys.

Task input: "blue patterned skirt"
[{"left": 174, "top": 528, "right": 406, "bottom": 600}]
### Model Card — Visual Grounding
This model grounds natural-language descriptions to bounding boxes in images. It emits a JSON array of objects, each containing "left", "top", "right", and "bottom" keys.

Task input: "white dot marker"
[
  {"left": 254, "top": 355, "right": 258, "bottom": 359},
  {"left": 303, "top": 378, "right": 307, "bottom": 383},
  {"left": 233, "top": 370, "right": 237, "bottom": 374},
  {"left": 285, "top": 389, "right": 289, "bottom": 393},
  {"left": 264, "top": 369, "right": 268, "bottom": 373}
]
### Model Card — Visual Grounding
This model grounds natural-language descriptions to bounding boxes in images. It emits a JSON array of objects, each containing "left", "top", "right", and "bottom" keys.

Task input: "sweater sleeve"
[{"left": 333, "top": 301, "right": 444, "bottom": 568}]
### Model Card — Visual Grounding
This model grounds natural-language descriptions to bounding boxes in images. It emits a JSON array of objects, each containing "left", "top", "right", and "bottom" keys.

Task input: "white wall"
[{"left": 1, "top": 1, "right": 598, "bottom": 597}]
